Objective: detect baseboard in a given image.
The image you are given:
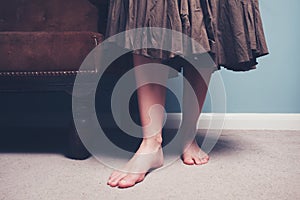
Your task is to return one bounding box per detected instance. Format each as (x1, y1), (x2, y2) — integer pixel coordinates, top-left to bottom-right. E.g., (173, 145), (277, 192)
(2, 113), (299, 131)
(164, 113), (300, 131)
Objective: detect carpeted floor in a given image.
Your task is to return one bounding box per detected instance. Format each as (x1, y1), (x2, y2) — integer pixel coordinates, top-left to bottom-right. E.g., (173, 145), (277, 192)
(0, 128), (299, 200)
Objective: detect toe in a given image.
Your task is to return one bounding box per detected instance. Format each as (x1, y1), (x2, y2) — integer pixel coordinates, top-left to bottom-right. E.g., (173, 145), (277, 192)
(182, 155), (194, 165)
(108, 178), (120, 187)
(108, 173), (127, 187)
(118, 176), (136, 188)
(107, 171), (119, 184)
(193, 157), (202, 165)
(118, 173), (145, 188)
(201, 156), (209, 164)
(109, 171), (122, 180)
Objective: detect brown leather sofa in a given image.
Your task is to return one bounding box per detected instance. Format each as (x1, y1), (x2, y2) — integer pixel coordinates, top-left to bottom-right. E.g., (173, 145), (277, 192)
(0, 0), (113, 159)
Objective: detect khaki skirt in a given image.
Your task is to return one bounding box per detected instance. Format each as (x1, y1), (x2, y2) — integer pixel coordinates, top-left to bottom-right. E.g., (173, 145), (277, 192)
(105, 0), (269, 75)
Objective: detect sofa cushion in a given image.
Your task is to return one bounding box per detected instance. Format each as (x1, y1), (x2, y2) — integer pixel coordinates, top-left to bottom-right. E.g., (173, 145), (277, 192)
(0, 31), (103, 72)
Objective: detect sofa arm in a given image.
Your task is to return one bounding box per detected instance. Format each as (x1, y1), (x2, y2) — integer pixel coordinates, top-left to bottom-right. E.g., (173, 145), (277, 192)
(0, 31), (103, 72)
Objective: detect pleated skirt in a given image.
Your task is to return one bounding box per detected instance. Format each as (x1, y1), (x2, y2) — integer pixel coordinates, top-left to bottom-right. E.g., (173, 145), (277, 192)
(104, 0), (269, 76)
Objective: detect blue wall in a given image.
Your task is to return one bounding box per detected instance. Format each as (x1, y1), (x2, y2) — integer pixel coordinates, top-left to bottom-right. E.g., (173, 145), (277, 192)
(193, 0), (300, 113)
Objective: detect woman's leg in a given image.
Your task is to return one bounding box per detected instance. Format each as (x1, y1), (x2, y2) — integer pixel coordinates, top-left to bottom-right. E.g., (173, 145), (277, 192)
(107, 54), (169, 188)
(181, 65), (213, 165)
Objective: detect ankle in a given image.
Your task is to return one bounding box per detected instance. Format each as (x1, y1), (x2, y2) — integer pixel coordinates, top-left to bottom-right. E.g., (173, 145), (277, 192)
(141, 135), (163, 147)
(183, 139), (197, 150)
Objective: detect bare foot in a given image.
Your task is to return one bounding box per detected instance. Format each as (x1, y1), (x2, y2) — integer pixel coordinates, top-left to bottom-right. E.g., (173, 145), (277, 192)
(107, 141), (163, 188)
(182, 140), (209, 165)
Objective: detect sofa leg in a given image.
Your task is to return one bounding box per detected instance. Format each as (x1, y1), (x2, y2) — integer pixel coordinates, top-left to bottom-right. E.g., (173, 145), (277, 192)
(66, 121), (91, 160)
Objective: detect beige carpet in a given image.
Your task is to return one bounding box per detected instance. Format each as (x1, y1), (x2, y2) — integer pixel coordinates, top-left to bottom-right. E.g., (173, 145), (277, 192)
(1, 129), (299, 200)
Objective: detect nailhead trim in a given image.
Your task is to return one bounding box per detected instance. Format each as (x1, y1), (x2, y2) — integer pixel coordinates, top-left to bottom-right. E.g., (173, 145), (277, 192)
(0, 70), (97, 76)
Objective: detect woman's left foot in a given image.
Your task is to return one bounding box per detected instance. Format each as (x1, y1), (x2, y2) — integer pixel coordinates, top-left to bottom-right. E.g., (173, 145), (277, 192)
(181, 140), (209, 165)
(107, 139), (164, 188)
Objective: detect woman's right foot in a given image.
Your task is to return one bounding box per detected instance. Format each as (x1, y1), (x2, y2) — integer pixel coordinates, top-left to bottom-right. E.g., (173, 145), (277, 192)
(107, 139), (164, 188)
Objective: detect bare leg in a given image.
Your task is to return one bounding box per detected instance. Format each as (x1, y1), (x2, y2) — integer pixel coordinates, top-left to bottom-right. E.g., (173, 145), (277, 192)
(107, 54), (168, 188)
(181, 64), (213, 165)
